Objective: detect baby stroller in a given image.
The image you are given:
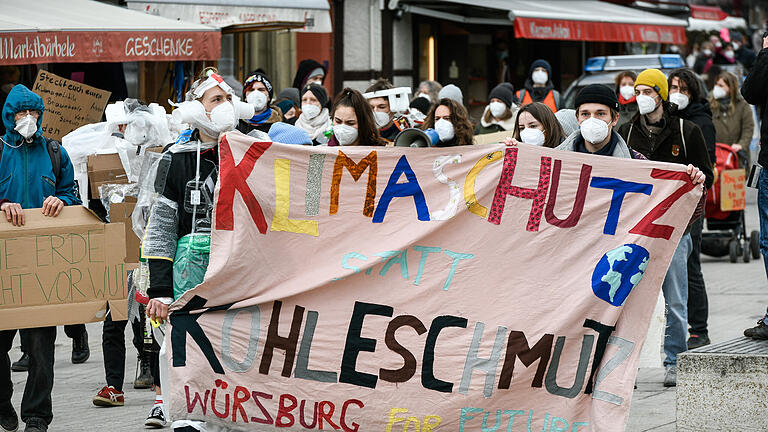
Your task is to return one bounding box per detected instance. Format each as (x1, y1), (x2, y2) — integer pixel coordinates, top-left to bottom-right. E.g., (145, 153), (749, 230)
(701, 143), (760, 263)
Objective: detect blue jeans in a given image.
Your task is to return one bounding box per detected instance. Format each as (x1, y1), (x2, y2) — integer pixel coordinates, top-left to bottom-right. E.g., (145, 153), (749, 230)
(758, 168), (768, 324)
(663, 233), (693, 367)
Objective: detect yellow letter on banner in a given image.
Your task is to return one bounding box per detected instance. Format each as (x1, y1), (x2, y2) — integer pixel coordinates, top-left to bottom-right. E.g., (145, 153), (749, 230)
(271, 159), (319, 236)
(464, 151), (503, 218)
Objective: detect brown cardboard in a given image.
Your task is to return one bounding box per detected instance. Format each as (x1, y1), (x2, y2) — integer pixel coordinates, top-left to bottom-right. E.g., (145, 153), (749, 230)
(473, 130), (516, 145)
(31, 70), (111, 141)
(109, 197), (140, 264)
(88, 153), (129, 198)
(0, 206), (127, 330)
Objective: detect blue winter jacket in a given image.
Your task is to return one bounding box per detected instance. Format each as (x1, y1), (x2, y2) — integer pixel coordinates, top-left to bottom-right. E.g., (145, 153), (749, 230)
(0, 85), (80, 209)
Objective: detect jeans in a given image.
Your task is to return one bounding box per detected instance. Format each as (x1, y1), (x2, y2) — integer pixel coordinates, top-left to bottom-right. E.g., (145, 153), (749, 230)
(0, 327), (57, 425)
(758, 168), (768, 324)
(103, 314), (143, 392)
(687, 217), (708, 335)
(663, 233), (693, 367)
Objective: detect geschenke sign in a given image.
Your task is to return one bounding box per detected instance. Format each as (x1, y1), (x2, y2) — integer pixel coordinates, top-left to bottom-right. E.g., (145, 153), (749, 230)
(165, 133), (700, 431)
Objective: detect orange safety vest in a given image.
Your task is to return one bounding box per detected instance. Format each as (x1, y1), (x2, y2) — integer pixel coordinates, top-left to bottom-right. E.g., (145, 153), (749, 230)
(516, 88), (558, 112)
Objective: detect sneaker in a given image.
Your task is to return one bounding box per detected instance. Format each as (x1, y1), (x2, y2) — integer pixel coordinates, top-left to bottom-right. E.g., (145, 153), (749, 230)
(22, 418), (46, 432)
(134, 354), (153, 389)
(92, 386), (125, 407)
(744, 320), (768, 340)
(71, 331), (90, 364)
(687, 333), (711, 350)
(0, 408), (18, 432)
(144, 405), (167, 429)
(663, 366), (677, 387)
(10, 354), (28, 373)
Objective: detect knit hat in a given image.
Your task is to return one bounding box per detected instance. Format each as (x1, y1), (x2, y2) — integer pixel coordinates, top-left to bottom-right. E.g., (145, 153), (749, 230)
(635, 68), (669, 101)
(243, 69), (273, 100)
(438, 84), (463, 104)
(276, 87), (300, 107)
(292, 59), (327, 90)
(488, 83), (515, 107)
(529, 59), (552, 77)
(574, 84), (619, 111)
(301, 83), (329, 109)
(268, 122), (312, 145)
(555, 109), (579, 137)
(275, 99), (295, 116)
(409, 96), (431, 116)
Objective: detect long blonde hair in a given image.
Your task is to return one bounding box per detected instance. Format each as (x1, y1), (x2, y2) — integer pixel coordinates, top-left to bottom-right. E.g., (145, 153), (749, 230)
(709, 71), (739, 114)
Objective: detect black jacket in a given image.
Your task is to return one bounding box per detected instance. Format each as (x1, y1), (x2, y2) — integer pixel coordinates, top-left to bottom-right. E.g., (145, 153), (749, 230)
(147, 137), (219, 299)
(618, 108), (714, 189)
(741, 47), (768, 168)
(675, 99), (717, 165)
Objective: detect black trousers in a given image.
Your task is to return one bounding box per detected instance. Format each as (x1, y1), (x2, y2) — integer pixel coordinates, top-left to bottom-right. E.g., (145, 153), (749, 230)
(0, 327), (56, 425)
(102, 314), (143, 392)
(687, 217), (709, 336)
(18, 324), (84, 354)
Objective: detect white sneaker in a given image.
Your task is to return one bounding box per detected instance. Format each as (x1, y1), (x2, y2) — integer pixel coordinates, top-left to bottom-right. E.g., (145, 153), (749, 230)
(145, 405), (167, 429)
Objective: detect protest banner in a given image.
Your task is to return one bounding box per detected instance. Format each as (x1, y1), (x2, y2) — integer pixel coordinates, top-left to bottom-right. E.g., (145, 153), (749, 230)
(31, 70), (111, 141)
(719, 169), (746, 211)
(165, 132), (701, 431)
(0, 207), (127, 330)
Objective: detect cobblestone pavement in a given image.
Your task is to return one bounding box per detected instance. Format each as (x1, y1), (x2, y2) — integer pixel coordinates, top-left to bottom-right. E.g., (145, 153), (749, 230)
(8, 193), (767, 431)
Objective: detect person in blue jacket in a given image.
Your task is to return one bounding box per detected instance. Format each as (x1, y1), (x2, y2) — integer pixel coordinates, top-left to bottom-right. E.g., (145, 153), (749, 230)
(0, 84), (81, 432)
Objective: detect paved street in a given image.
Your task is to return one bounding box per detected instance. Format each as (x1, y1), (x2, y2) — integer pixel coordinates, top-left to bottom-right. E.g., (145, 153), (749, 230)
(7, 191), (767, 431)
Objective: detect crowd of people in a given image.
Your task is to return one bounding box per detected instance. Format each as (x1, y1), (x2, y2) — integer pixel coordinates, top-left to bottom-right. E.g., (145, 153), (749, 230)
(0, 29), (766, 431)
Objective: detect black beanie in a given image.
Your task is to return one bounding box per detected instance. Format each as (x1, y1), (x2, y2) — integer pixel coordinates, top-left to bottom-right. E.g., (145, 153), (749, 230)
(529, 59), (552, 77)
(575, 84), (619, 111)
(243, 69), (273, 100)
(302, 83), (329, 108)
(409, 96), (431, 115)
(488, 83), (515, 107)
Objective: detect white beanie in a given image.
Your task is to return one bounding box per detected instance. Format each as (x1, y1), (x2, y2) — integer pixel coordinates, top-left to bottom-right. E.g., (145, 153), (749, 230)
(438, 84), (463, 104)
(555, 109), (579, 137)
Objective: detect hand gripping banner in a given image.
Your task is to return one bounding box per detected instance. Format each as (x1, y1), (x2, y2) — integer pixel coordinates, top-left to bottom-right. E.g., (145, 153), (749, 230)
(165, 131), (701, 431)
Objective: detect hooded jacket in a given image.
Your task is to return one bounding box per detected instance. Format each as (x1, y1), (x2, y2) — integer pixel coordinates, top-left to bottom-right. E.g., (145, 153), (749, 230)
(709, 95), (755, 162)
(292, 59), (326, 91)
(741, 47), (768, 168)
(0, 85), (80, 209)
(515, 60), (561, 111)
(675, 99), (717, 165)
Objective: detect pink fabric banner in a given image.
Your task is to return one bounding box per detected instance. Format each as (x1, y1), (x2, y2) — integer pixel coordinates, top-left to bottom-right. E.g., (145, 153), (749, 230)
(166, 131), (701, 431)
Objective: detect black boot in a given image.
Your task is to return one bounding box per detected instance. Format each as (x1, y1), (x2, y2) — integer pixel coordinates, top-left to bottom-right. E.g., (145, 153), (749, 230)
(744, 320), (768, 340)
(134, 351), (153, 389)
(11, 353), (28, 372)
(71, 330), (90, 364)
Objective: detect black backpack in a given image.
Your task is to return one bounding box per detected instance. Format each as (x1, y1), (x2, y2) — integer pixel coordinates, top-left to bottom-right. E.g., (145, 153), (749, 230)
(0, 138), (62, 181)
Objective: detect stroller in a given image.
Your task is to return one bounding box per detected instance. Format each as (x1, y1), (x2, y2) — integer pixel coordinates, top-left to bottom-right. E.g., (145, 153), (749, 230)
(701, 143), (760, 263)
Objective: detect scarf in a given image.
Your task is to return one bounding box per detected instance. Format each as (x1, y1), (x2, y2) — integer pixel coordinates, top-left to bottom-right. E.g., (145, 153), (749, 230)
(295, 108), (331, 140)
(247, 108), (273, 126)
(618, 94), (636, 105)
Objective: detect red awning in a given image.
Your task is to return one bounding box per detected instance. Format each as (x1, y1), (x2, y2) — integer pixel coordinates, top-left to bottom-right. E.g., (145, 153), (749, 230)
(0, 0), (220, 65)
(514, 17), (687, 44)
(689, 5), (729, 21)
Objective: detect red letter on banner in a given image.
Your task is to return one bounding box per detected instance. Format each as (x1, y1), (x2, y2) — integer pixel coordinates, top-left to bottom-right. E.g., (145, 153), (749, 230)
(216, 135), (272, 232)
(487, 148), (552, 231)
(630, 168), (697, 240)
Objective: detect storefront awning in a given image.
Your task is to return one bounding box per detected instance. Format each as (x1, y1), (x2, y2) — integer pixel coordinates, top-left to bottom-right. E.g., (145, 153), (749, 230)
(0, 0), (220, 65)
(688, 16), (748, 32)
(394, 0), (687, 44)
(126, 0), (333, 33)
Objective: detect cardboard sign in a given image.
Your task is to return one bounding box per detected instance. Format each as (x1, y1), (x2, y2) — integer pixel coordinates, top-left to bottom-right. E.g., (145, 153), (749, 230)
(88, 153), (129, 198)
(109, 197), (140, 265)
(31, 70), (111, 141)
(474, 130), (516, 145)
(164, 133), (702, 431)
(720, 168), (746, 211)
(0, 206), (127, 330)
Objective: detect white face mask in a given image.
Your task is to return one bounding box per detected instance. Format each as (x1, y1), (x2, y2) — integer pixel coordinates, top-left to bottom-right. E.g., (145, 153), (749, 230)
(489, 101), (507, 118)
(246, 91), (268, 111)
(724, 50), (735, 60)
(207, 102), (237, 133)
(434, 118), (455, 142)
(417, 92), (431, 101)
(302, 103), (321, 119)
(580, 117), (610, 145)
(532, 70), (548, 85)
(619, 86), (635, 100)
(373, 111), (391, 128)
(712, 85), (728, 99)
(334, 124), (358, 146)
(669, 92), (690, 110)
(733, 42), (741, 50)
(636, 94), (658, 115)
(519, 127), (546, 146)
(14, 114), (37, 140)
(702, 49), (713, 56)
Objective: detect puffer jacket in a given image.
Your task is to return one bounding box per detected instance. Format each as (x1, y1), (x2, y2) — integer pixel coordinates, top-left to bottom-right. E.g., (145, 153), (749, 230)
(0, 85), (80, 209)
(709, 96), (755, 163)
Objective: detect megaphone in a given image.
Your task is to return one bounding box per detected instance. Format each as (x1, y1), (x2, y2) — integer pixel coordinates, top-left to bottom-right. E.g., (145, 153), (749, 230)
(394, 128), (440, 148)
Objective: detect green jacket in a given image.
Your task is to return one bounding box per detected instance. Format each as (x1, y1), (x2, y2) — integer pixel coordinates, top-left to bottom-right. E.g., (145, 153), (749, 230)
(710, 96), (755, 162)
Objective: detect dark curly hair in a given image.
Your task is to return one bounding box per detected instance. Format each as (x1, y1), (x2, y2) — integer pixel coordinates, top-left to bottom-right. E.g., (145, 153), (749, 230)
(421, 98), (474, 146)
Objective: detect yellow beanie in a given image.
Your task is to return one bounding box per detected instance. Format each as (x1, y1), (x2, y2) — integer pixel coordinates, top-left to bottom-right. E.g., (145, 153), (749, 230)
(635, 68), (668, 101)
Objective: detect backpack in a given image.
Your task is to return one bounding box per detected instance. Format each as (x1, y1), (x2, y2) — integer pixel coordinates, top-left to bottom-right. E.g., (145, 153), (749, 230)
(0, 138), (62, 182)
